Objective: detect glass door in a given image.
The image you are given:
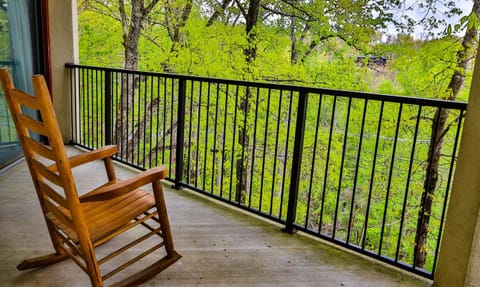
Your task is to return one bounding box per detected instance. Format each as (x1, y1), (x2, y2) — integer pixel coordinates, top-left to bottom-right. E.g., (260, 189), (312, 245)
(0, 0), (46, 169)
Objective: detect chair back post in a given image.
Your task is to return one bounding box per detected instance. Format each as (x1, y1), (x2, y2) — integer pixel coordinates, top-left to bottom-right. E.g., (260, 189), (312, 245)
(0, 67), (14, 93)
(30, 75), (102, 284)
(0, 68), (26, 151)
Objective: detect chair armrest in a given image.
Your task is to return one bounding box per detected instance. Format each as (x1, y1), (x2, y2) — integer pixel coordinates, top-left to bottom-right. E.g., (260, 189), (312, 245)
(49, 145), (118, 172)
(79, 166), (167, 202)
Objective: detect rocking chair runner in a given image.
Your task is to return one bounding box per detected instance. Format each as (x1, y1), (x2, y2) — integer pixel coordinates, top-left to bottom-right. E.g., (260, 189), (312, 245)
(0, 68), (181, 286)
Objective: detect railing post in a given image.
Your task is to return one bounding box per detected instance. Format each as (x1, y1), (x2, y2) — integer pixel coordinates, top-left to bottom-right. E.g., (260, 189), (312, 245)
(284, 90), (308, 234)
(174, 78), (187, 189)
(104, 70), (112, 145)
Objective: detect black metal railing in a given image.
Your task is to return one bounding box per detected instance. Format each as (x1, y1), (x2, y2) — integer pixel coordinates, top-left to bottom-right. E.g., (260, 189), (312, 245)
(66, 63), (467, 279)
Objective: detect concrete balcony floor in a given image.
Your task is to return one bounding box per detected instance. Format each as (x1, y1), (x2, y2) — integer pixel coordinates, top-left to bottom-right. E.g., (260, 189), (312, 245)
(0, 146), (432, 287)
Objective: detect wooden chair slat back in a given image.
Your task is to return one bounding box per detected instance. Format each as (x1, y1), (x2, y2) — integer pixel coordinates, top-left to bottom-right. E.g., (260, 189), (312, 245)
(15, 111), (49, 137)
(31, 158), (64, 187)
(38, 180), (69, 209)
(1, 68), (84, 235)
(23, 136), (56, 161)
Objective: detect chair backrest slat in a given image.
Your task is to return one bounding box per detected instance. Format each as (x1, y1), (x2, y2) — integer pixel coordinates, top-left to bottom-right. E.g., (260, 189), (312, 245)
(24, 137), (56, 161)
(9, 87), (42, 109)
(38, 180), (68, 209)
(44, 199), (74, 229)
(16, 112), (49, 137)
(31, 158), (64, 187)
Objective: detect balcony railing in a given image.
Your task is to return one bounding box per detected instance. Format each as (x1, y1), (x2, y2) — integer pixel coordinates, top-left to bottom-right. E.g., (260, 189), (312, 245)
(66, 63), (467, 279)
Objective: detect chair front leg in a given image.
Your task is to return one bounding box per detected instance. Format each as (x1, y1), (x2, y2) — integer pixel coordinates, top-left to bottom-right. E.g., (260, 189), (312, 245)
(151, 180), (175, 256)
(103, 157), (117, 182)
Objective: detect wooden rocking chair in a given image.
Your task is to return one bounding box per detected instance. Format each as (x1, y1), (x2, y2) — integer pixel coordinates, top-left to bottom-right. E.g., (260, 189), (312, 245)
(0, 68), (181, 286)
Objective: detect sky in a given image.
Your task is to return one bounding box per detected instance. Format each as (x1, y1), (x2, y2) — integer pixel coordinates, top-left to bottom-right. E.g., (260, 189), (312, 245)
(385, 0), (474, 39)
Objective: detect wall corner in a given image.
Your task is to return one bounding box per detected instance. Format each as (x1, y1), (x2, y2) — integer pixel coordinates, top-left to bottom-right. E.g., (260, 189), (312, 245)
(48, 0), (79, 143)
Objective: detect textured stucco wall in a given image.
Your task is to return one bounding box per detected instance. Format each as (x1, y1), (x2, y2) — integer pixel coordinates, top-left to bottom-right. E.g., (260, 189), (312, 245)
(434, 48), (480, 287)
(48, 0), (78, 142)
(465, 210), (480, 286)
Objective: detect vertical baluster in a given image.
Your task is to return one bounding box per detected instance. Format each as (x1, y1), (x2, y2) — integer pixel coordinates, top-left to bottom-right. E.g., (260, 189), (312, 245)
(362, 101), (384, 249)
(195, 82), (203, 188)
(211, 83), (221, 195)
(104, 70), (112, 146)
(272, 90), (288, 218)
(347, 98), (368, 244)
(248, 87), (261, 209)
(333, 97), (352, 239)
(304, 94), (323, 229)
(395, 105), (422, 261)
(284, 90), (308, 234)
(174, 78), (186, 189)
(319, 95), (337, 235)
(229, 85), (240, 202)
(379, 103), (403, 255)
(203, 82), (211, 192)
(220, 84), (229, 199)
(280, 91), (294, 219)
(259, 89), (272, 212)
(186, 80), (194, 183)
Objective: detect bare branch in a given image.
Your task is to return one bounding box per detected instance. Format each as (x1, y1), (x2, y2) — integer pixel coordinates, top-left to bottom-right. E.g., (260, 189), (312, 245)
(144, 0), (161, 14)
(118, 0), (128, 44)
(233, 0), (247, 19)
(260, 4), (310, 22)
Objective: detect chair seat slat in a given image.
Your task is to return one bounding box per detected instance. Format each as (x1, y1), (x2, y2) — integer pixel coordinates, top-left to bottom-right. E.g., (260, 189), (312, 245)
(50, 189), (155, 244)
(84, 190), (155, 242)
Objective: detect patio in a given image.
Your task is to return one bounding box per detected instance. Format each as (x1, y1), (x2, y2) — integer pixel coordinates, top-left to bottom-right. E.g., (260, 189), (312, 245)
(0, 146), (431, 286)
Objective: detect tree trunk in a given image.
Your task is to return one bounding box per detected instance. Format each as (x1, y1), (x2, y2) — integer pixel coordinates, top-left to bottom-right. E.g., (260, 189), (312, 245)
(243, 0), (260, 62)
(414, 0), (480, 268)
(415, 107), (448, 267)
(290, 0), (298, 65)
(115, 0), (160, 160)
(235, 89), (250, 203)
(234, 0), (260, 204)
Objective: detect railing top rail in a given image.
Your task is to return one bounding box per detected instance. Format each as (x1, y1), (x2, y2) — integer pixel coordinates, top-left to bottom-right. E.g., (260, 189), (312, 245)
(66, 63), (468, 110)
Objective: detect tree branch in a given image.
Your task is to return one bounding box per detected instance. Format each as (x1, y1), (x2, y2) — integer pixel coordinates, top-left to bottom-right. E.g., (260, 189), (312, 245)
(144, 0), (161, 14)
(118, 0), (128, 44)
(233, 0), (247, 19)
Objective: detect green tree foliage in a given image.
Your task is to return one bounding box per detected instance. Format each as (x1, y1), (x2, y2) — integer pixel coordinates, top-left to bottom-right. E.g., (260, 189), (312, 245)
(0, 0), (8, 60)
(0, 1), (11, 145)
(78, 10), (123, 66)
